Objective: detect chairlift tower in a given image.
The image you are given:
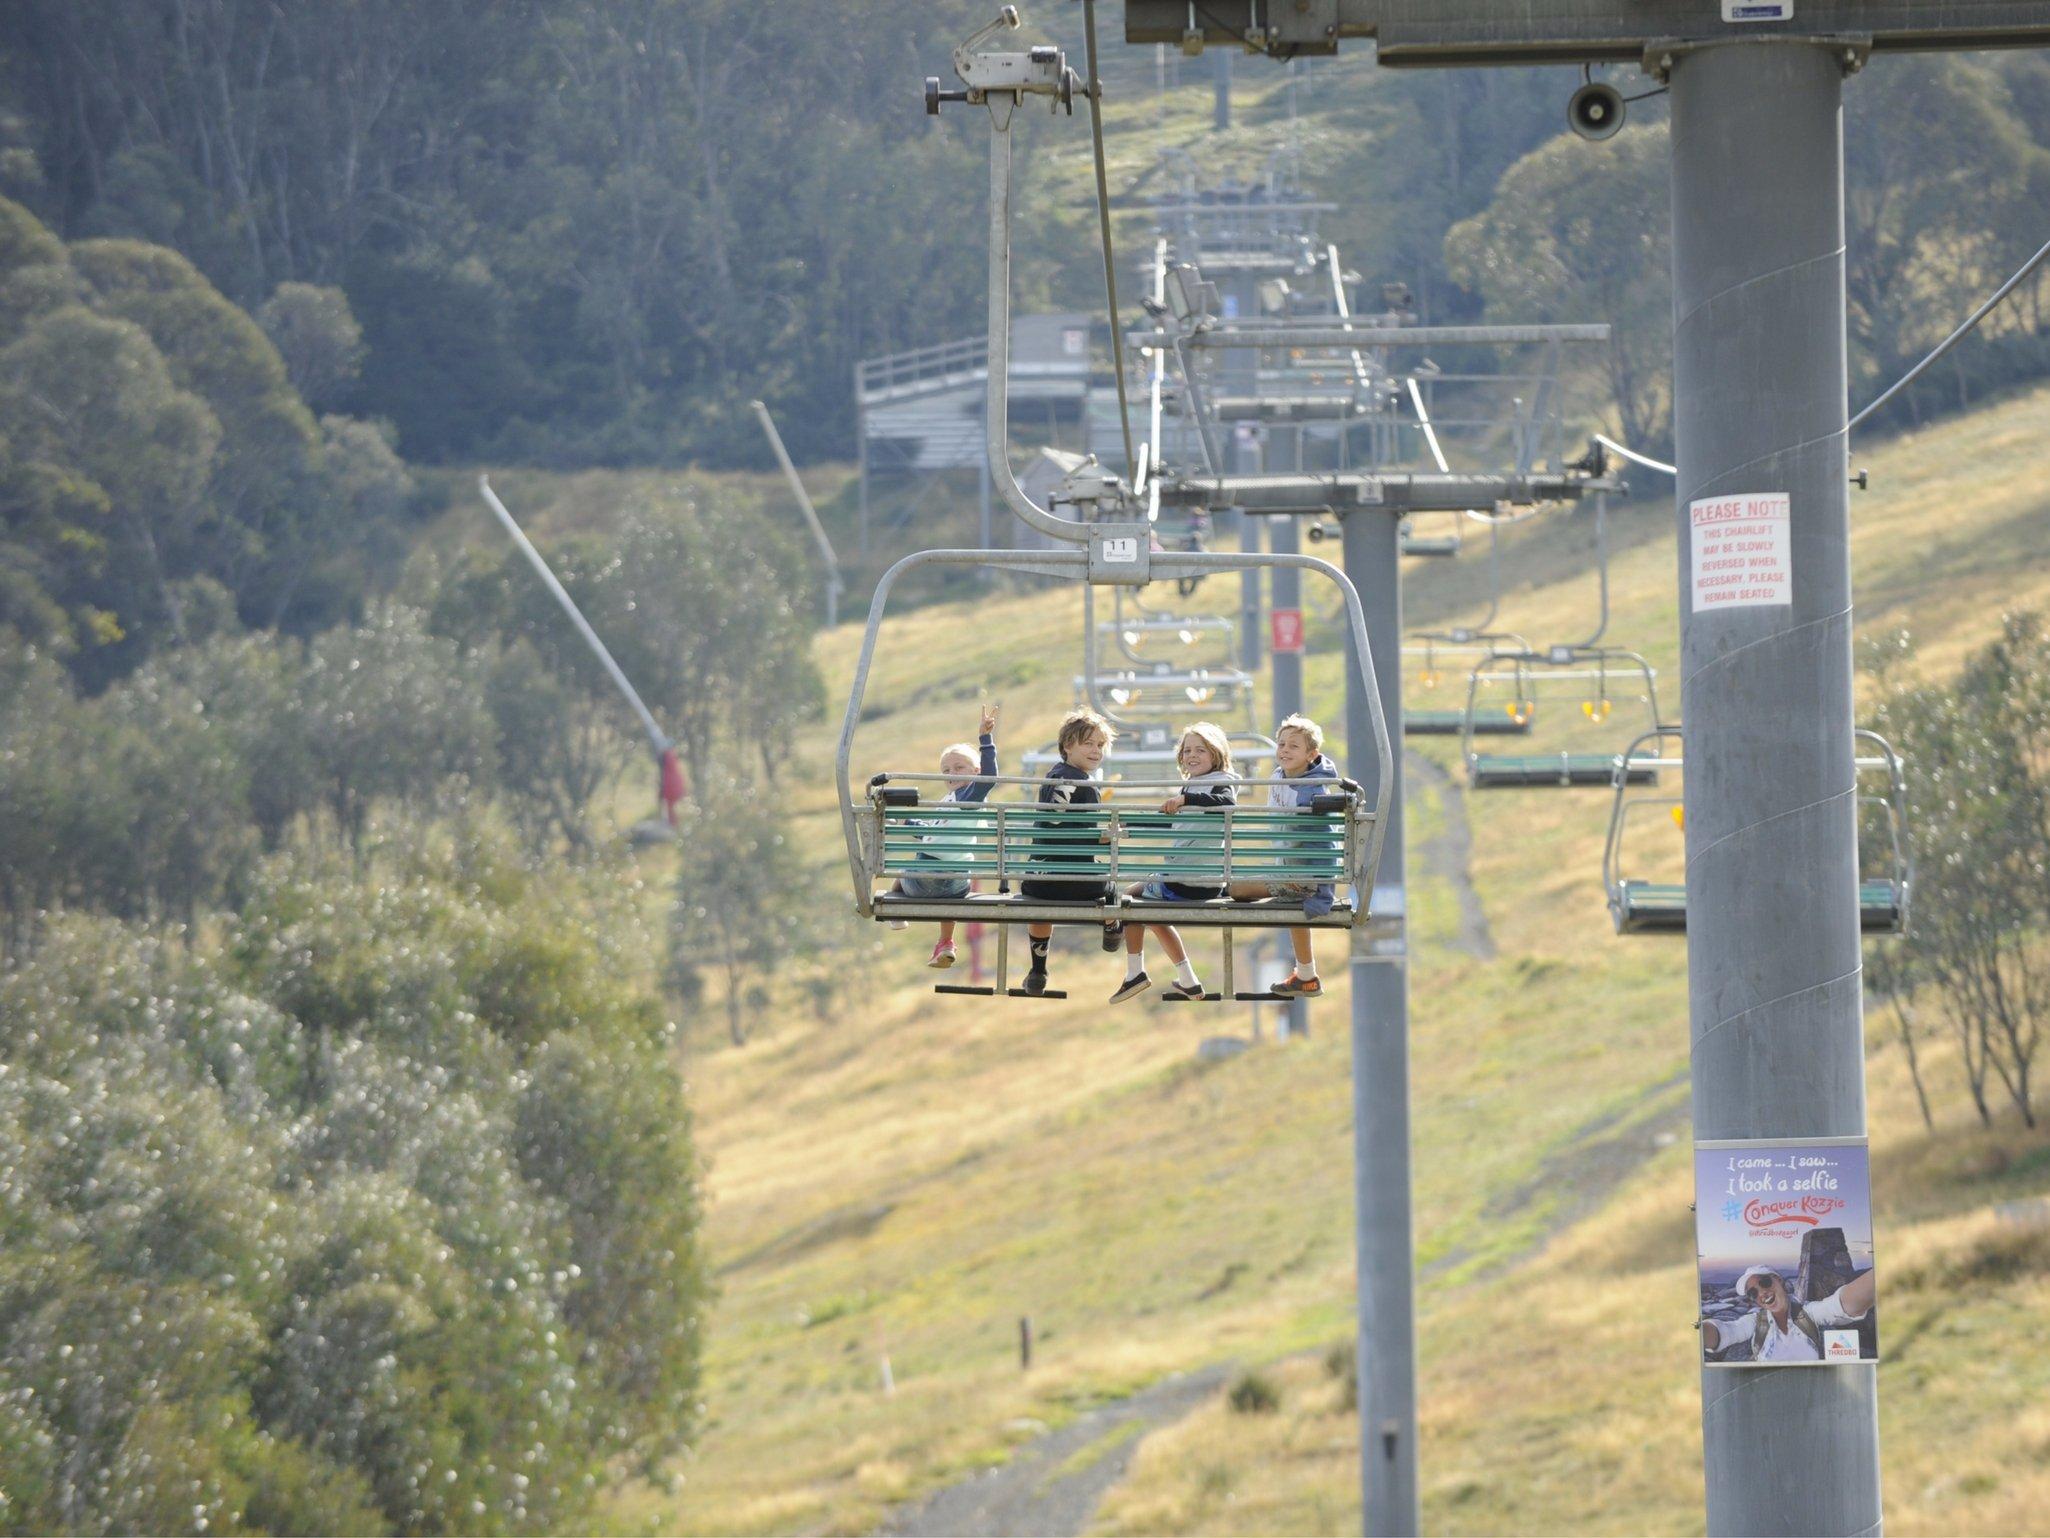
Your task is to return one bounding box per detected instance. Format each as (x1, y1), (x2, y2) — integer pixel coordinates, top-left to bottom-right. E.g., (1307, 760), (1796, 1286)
(1126, 4), (2050, 1536)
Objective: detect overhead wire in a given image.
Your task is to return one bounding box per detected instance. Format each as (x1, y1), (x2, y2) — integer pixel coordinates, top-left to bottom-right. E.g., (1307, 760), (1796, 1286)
(1849, 231), (2050, 432)
(1596, 230), (2050, 476)
(1081, 0), (1137, 480)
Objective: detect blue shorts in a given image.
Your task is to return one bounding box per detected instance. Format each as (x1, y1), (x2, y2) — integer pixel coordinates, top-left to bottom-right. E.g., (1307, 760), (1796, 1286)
(1136, 876), (1221, 903)
(899, 873), (971, 899)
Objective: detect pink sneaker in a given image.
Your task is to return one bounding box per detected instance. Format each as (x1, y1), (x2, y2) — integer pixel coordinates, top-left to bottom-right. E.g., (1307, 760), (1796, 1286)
(926, 940), (957, 970)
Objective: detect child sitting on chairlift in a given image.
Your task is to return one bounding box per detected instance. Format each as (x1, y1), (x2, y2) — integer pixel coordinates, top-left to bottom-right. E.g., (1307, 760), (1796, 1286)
(1229, 712), (1338, 998)
(1113, 721), (1239, 1004)
(886, 703), (999, 969)
(1019, 707), (1120, 997)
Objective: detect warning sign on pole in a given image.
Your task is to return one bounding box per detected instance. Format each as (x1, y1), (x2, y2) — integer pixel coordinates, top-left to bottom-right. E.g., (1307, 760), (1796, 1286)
(1270, 607), (1305, 654)
(1690, 493), (1791, 612)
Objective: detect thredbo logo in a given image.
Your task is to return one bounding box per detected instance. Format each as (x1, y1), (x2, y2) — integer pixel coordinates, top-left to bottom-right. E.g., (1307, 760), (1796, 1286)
(1101, 536), (1139, 564)
(1722, 0), (1793, 19)
(1824, 1330), (1860, 1361)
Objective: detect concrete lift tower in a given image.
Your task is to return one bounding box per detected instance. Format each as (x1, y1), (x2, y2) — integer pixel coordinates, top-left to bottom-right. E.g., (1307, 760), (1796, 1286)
(1124, 4), (2050, 1536)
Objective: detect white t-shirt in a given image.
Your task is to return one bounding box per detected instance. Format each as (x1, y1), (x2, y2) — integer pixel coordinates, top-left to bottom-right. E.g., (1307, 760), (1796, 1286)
(1712, 1282), (1868, 1362)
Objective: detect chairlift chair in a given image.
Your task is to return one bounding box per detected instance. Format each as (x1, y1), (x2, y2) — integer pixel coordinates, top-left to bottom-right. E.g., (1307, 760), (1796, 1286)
(1461, 644), (1664, 788)
(1399, 514), (1462, 559)
(1601, 727), (1911, 935)
(1099, 584), (1237, 666)
(1403, 634), (1533, 736)
(887, 15), (1388, 995)
(839, 548), (1393, 1000)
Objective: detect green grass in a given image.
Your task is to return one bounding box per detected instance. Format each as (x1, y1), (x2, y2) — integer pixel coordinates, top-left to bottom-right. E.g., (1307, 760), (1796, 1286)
(563, 377), (2050, 1536)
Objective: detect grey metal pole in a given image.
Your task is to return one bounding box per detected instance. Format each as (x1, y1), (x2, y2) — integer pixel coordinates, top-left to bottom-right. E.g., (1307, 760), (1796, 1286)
(1343, 509), (1416, 1538)
(476, 476), (671, 759)
(1271, 424), (1308, 1038)
(1213, 46), (1231, 129)
(1238, 514), (1265, 674)
(750, 400), (844, 628)
(1670, 43), (1880, 1538)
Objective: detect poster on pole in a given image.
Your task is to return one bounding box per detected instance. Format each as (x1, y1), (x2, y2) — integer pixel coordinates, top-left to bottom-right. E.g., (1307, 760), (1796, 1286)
(1270, 607), (1305, 655)
(1689, 493), (1791, 612)
(1695, 1137), (1877, 1367)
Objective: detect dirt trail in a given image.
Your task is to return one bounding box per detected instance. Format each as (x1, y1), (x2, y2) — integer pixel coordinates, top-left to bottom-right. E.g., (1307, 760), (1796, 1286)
(879, 1366), (1230, 1538)
(1405, 750), (1496, 960)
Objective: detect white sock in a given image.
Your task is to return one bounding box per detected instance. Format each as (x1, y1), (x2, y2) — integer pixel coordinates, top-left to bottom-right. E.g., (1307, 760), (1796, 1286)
(1297, 959), (1317, 981)
(1176, 958), (1200, 989)
(1126, 953), (1146, 981)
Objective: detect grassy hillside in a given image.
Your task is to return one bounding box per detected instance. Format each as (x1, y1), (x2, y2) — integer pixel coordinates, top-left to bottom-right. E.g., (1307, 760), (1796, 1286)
(577, 382), (2050, 1538)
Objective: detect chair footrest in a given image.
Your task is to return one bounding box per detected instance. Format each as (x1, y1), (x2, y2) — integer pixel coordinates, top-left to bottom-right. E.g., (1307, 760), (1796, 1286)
(1005, 987), (1069, 999)
(934, 984), (995, 996)
(1234, 991), (1291, 1002)
(1159, 992), (1225, 1003)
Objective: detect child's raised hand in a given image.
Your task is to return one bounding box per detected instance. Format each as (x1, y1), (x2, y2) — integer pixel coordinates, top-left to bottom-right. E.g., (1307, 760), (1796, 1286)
(980, 703), (999, 736)
(1160, 794), (1186, 814)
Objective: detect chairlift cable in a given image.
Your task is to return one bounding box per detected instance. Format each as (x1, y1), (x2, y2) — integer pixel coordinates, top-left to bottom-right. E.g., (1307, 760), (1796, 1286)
(1594, 432), (1674, 476)
(1082, 0), (1138, 479)
(1849, 231), (2050, 432)
(1593, 231), (2050, 471)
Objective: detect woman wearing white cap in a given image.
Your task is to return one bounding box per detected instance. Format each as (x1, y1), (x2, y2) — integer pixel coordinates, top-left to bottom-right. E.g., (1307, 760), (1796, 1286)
(1701, 1264), (1875, 1362)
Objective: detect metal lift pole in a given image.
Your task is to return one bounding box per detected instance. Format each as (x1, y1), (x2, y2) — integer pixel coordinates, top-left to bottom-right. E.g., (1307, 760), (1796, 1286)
(1343, 506), (1416, 1537)
(1671, 43), (1880, 1536)
(476, 476), (671, 760)
(751, 400), (845, 627)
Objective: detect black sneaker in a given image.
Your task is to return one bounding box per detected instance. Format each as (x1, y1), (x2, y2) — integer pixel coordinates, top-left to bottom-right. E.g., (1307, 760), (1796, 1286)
(1109, 972), (1151, 1005)
(1022, 969), (1048, 997)
(1101, 922), (1124, 953)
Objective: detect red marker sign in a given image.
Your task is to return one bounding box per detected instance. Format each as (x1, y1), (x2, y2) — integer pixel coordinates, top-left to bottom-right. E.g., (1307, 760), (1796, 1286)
(1270, 607), (1305, 654)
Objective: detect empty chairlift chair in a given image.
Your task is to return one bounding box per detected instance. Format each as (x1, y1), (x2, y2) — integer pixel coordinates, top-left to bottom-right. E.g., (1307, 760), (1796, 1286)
(1403, 634), (1533, 736)
(1461, 644), (1663, 788)
(1100, 584), (1237, 668)
(1602, 727), (1911, 935)
(1399, 513), (1462, 558)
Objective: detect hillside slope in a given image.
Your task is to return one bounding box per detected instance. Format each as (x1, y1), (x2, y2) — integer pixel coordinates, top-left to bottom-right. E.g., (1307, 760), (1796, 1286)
(605, 382), (2050, 1538)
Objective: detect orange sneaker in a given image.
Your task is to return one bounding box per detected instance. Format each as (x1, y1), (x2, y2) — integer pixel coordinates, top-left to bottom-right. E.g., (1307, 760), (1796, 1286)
(1271, 973), (1321, 997)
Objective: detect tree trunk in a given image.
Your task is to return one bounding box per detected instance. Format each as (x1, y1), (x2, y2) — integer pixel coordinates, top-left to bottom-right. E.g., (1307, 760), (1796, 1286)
(1893, 995), (1935, 1131)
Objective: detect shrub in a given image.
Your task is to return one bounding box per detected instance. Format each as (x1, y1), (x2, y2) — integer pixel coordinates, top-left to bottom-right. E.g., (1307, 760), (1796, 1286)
(1227, 1370), (1281, 1415)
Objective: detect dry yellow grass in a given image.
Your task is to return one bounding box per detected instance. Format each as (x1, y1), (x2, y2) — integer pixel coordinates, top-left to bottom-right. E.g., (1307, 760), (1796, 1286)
(585, 383), (2050, 1536)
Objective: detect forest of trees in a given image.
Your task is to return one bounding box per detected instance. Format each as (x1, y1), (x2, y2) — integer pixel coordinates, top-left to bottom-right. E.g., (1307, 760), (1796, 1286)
(0, 134), (828, 1530)
(6, 4), (2047, 475)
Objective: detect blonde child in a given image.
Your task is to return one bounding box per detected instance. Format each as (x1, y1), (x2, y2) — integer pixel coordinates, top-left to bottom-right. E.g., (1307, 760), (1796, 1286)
(1114, 721), (1238, 1003)
(1018, 707), (1117, 996)
(1229, 713), (1338, 997)
(886, 703), (999, 968)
